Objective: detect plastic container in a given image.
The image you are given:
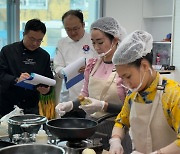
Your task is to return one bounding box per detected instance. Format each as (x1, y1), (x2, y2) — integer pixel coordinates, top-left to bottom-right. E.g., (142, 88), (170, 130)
(0, 122), (8, 137)
(35, 129), (48, 144)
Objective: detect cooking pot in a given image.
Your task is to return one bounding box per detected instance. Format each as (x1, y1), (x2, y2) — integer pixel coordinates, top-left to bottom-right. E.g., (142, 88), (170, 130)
(0, 143), (65, 154)
(46, 118), (98, 141)
(8, 114), (47, 139)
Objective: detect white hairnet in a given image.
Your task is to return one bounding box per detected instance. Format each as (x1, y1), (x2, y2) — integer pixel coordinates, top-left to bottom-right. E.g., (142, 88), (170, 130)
(90, 17), (127, 41)
(112, 30), (153, 65)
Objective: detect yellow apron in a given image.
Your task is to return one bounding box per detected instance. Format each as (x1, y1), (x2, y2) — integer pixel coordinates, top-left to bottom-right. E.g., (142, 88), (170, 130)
(130, 75), (176, 153)
(88, 59), (122, 119)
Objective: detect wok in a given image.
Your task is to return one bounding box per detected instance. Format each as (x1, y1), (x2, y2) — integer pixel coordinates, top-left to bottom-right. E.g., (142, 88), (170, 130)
(46, 118), (98, 141)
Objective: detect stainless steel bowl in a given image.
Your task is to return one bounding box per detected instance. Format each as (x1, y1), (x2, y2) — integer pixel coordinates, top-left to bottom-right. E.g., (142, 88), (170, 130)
(0, 143), (65, 154)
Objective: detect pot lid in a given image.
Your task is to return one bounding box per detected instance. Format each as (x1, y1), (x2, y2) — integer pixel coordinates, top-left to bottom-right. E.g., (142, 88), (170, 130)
(8, 114), (47, 125)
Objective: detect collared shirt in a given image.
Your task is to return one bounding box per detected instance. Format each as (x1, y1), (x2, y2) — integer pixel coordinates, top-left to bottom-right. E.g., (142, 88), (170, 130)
(114, 72), (180, 146)
(53, 32), (96, 101)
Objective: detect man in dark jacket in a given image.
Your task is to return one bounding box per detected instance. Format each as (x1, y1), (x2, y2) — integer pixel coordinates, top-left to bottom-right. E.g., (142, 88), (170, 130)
(0, 19), (54, 117)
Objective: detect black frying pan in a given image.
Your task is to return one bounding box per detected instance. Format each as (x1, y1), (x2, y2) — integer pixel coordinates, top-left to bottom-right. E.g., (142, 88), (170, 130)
(46, 118), (98, 141)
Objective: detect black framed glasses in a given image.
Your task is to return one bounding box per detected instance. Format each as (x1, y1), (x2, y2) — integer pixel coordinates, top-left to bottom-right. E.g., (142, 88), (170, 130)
(27, 36), (43, 44)
(65, 25), (81, 33)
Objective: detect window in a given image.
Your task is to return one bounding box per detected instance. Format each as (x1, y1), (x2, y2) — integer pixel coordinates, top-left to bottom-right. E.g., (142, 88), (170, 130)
(20, 0), (101, 58)
(0, 0), (7, 49)
(70, 0), (89, 10)
(0, 0), (102, 59)
(20, 0), (48, 9)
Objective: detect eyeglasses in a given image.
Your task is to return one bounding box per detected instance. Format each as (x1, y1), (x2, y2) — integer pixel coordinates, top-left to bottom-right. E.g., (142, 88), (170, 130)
(65, 26), (81, 33)
(27, 36), (43, 44)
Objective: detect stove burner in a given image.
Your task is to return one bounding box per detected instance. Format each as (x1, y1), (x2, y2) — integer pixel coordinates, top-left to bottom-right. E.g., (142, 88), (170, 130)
(66, 141), (86, 148)
(56, 139), (103, 154)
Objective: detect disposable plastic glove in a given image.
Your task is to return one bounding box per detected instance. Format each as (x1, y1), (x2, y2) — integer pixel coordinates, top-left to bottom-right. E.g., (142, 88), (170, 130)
(109, 138), (124, 154)
(150, 151), (159, 154)
(131, 151), (143, 154)
(79, 97), (105, 114)
(55, 101), (73, 117)
(58, 69), (64, 79)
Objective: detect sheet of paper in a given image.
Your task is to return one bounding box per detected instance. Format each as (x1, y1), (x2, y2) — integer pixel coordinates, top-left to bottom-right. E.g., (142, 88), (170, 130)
(15, 73), (56, 90)
(24, 73), (56, 86)
(63, 57), (86, 89)
(63, 57), (86, 81)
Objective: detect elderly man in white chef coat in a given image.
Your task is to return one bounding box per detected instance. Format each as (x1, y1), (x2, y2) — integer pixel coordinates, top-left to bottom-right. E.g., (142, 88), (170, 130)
(53, 9), (96, 117)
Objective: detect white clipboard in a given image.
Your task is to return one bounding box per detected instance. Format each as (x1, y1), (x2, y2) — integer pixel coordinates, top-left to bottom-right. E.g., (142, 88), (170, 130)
(63, 57), (86, 89)
(15, 73), (56, 90)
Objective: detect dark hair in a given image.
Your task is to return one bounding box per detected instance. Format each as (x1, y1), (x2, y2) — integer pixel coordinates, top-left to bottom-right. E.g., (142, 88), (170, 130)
(92, 28), (114, 42)
(62, 9), (84, 24)
(130, 51), (153, 67)
(24, 19), (46, 35)
(104, 32), (114, 42)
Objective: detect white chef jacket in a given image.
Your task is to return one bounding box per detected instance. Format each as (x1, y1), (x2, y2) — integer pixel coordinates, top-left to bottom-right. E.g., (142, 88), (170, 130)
(54, 32), (96, 103)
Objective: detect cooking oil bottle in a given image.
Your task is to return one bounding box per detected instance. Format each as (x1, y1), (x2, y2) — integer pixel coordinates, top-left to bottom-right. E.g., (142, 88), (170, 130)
(35, 126), (48, 144)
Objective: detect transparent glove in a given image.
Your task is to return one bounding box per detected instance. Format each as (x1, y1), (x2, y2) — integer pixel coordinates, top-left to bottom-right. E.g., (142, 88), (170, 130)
(79, 97), (105, 114)
(55, 101), (73, 117)
(58, 69), (64, 79)
(131, 151), (144, 154)
(150, 151), (158, 154)
(109, 138), (124, 154)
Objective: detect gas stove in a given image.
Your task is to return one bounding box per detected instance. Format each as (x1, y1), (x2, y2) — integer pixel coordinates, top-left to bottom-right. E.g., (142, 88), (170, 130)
(0, 134), (104, 154)
(54, 138), (103, 154)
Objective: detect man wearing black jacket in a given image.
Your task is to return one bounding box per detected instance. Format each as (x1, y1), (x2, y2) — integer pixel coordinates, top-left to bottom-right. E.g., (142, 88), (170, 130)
(0, 19), (54, 117)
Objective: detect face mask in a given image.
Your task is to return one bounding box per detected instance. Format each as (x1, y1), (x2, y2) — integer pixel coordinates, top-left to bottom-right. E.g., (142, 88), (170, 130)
(121, 83), (141, 93)
(98, 43), (115, 58)
(149, 68), (153, 76)
(131, 71), (146, 92)
(121, 71), (146, 93)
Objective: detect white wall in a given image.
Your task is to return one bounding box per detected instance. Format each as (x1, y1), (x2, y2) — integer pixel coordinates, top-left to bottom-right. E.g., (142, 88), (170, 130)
(103, 0), (180, 82)
(103, 0), (143, 34)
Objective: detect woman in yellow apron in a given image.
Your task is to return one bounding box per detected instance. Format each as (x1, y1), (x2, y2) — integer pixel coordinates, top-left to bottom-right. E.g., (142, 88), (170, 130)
(109, 30), (180, 154)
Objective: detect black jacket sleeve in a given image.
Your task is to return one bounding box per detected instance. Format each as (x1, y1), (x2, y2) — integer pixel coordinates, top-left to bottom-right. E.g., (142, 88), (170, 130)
(0, 47), (19, 91)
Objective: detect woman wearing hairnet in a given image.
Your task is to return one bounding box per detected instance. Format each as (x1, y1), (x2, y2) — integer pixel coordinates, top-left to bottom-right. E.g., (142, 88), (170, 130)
(56, 17), (127, 118)
(109, 30), (180, 154)
(55, 17), (131, 150)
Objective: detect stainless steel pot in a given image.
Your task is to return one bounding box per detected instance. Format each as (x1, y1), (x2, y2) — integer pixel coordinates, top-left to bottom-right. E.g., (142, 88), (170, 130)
(8, 114), (47, 139)
(0, 143), (65, 154)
